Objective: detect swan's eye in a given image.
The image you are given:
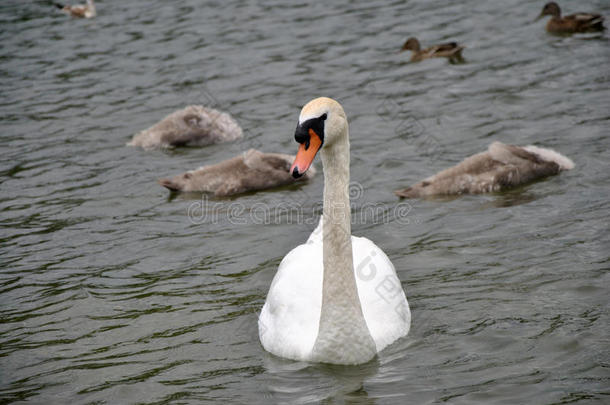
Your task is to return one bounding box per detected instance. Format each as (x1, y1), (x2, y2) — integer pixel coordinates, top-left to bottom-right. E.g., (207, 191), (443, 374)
(295, 114), (326, 148)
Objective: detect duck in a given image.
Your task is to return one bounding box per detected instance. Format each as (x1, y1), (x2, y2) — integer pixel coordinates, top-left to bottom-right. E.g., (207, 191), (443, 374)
(536, 2), (605, 33)
(394, 141), (574, 198)
(128, 105), (243, 150)
(400, 37), (464, 62)
(158, 149), (315, 196)
(259, 97), (410, 365)
(54, 0), (96, 18)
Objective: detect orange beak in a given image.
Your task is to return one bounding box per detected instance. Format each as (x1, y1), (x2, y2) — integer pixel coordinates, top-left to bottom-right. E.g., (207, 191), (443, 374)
(290, 128), (323, 178)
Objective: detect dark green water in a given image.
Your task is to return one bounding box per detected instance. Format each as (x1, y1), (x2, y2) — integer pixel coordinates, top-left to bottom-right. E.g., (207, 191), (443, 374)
(1, 0), (609, 403)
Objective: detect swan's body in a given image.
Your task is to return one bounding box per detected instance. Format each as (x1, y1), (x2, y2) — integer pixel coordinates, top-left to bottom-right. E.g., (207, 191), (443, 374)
(260, 219), (410, 363)
(395, 142), (574, 198)
(158, 149), (315, 196)
(536, 2), (605, 33)
(259, 97), (410, 365)
(400, 37), (464, 62)
(55, 0), (96, 18)
(128, 105), (242, 150)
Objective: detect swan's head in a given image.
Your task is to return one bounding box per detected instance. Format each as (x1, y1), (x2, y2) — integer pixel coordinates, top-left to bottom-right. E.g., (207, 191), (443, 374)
(290, 97), (347, 178)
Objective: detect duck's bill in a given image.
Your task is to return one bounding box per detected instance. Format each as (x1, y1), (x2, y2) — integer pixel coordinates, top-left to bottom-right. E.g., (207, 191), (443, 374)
(290, 129), (323, 178)
(534, 13), (544, 22)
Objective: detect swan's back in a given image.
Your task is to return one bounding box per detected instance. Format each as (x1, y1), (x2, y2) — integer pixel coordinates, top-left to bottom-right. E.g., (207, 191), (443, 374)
(259, 241), (323, 361)
(395, 142), (574, 198)
(158, 149), (315, 196)
(128, 105), (242, 149)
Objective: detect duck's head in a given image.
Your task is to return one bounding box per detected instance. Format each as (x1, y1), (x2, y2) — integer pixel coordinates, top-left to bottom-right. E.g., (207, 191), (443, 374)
(537, 2), (561, 20)
(400, 37), (420, 52)
(290, 97), (347, 179)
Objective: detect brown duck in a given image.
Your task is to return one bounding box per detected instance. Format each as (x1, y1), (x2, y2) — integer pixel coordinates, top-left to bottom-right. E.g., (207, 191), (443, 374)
(54, 0), (96, 18)
(158, 149), (316, 196)
(400, 37), (464, 62)
(394, 142), (574, 198)
(536, 2), (605, 33)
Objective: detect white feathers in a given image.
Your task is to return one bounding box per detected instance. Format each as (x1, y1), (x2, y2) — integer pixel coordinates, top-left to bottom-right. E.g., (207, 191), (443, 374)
(258, 225), (411, 362)
(524, 145), (575, 170)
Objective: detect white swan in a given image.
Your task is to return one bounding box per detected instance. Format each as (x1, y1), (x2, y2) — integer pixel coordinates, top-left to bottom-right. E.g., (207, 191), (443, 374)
(259, 97), (410, 365)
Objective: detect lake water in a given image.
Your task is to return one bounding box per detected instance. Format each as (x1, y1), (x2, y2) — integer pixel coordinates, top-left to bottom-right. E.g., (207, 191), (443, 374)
(1, 0), (609, 403)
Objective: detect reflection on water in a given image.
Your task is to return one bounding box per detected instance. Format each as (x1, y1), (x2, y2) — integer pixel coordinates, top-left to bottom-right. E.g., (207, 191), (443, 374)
(1, 0), (609, 403)
(484, 190), (539, 208)
(262, 355), (379, 404)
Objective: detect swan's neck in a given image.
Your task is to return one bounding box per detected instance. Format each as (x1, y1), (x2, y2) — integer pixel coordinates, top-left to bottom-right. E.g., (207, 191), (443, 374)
(311, 126), (376, 364)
